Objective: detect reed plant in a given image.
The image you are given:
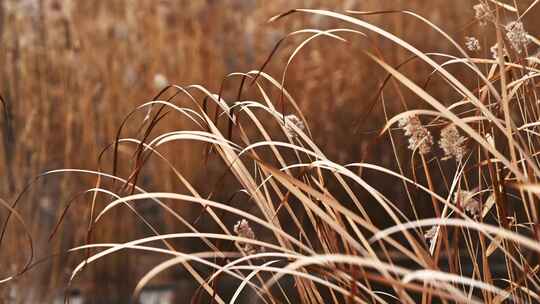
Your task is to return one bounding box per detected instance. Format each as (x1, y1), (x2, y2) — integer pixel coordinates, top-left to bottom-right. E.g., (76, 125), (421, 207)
(4, 1), (540, 303)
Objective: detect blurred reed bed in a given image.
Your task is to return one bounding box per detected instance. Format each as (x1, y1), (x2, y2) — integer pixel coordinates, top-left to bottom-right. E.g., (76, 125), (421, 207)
(3, 0), (537, 302)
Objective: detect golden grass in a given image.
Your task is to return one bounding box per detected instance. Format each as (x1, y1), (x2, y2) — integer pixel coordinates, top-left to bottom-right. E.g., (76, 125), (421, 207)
(4, 0), (540, 303)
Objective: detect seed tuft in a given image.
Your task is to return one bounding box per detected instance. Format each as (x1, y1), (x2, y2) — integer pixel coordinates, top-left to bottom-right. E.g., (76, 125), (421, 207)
(398, 115), (433, 155)
(505, 21), (529, 53)
(439, 124), (467, 161)
(465, 36), (481, 51)
(153, 73), (168, 90)
(473, 3), (493, 26)
(283, 114), (305, 138)
(234, 219), (257, 254)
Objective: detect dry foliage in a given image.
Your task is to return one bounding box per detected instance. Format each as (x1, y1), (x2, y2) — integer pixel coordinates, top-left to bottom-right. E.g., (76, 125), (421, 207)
(3, 1), (540, 303)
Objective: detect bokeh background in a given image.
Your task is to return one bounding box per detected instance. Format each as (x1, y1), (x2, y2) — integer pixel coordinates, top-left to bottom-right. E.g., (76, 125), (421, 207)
(0, 0), (538, 303)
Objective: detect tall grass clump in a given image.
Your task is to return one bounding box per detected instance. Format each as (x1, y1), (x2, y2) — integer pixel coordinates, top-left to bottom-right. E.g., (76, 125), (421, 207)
(5, 1), (540, 303)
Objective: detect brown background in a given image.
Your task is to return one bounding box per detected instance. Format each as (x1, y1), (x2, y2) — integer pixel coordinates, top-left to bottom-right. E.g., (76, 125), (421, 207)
(0, 0), (538, 302)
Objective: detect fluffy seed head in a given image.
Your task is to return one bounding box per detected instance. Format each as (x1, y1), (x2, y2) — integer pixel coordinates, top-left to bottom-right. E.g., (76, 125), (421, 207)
(424, 226), (439, 250)
(439, 124), (467, 161)
(283, 114), (305, 138)
(473, 3), (493, 26)
(234, 219), (257, 254)
(153, 73), (168, 90)
(505, 21), (529, 53)
(465, 36), (481, 51)
(234, 219), (255, 240)
(424, 226), (437, 240)
(485, 133), (495, 148)
(398, 115), (433, 155)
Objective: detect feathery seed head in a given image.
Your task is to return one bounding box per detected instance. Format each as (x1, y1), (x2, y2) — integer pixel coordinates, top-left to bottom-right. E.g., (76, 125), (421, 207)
(398, 115), (433, 155)
(473, 3), (493, 26)
(505, 21), (529, 53)
(485, 133), (495, 149)
(424, 226), (437, 241)
(234, 219), (255, 240)
(153, 73), (168, 90)
(283, 114), (305, 138)
(439, 124), (467, 161)
(234, 219), (257, 254)
(465, 36), (481, 51)
(424, 226), (439, 249)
